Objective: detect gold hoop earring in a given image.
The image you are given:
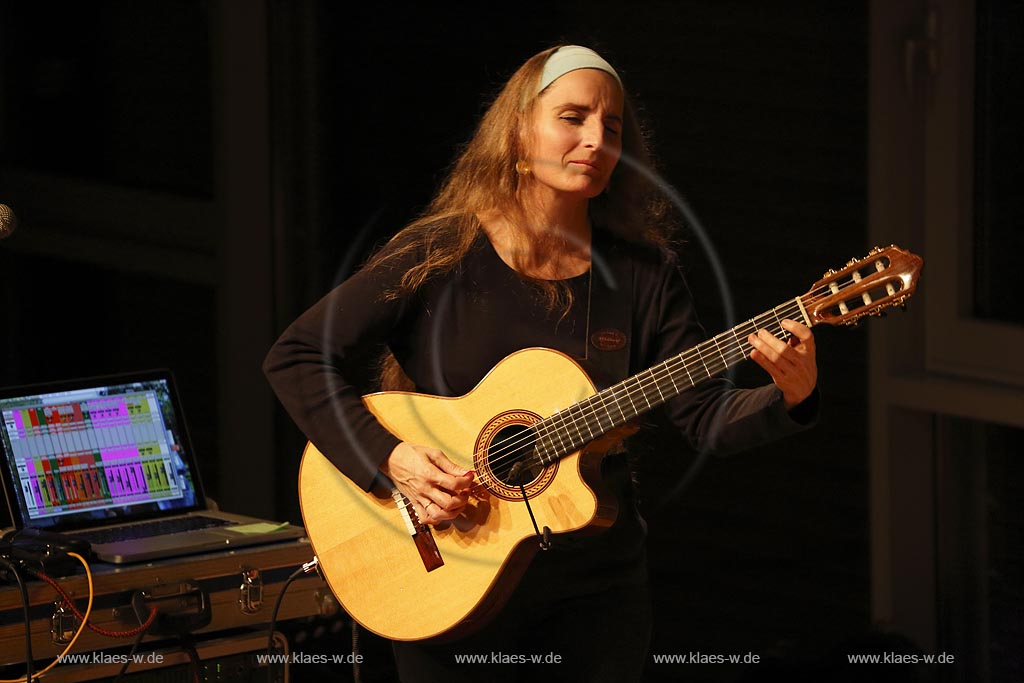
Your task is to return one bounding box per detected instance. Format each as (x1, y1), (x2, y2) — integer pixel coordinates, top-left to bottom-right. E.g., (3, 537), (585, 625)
(515, 160), (531, 176)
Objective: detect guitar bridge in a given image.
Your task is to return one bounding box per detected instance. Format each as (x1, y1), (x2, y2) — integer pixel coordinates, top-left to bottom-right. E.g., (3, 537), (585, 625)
(392, 487), (444, 572)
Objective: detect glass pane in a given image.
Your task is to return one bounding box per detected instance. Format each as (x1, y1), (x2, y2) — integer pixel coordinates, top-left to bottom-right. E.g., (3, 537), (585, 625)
(973, 0), (1024, 325)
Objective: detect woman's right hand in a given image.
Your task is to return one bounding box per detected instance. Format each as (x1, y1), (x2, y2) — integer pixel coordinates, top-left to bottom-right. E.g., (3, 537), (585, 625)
(380, 442), (476, 525)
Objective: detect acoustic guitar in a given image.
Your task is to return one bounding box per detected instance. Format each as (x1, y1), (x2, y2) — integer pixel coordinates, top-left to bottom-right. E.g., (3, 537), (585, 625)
(298, 245), (922, 641)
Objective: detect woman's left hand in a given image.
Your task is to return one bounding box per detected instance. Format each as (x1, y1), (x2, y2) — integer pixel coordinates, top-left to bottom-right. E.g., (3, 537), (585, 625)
(748, 319), (817, 409)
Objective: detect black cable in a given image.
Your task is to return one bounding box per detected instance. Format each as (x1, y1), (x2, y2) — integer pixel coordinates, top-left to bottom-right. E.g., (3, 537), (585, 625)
(0, 557), (33, 683)
(112, 619), (153, 683)
(112, 609), (206, 683)
(511, 464), (551, 550)
(179, 634), (201, 683)
(351, 620), (361, 683)
(265, 563), (307, 683)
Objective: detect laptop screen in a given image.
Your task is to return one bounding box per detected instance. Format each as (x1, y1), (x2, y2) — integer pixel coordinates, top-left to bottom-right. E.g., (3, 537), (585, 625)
(0, 371), (205, 531)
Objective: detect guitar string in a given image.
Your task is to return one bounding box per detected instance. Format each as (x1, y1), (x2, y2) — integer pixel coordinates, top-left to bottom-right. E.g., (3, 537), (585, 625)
(464, 263), (902, 491)
(477, 289), (821, 478)
(536, 255), (905, 447)
(521, 274), (886, 469)
(473, 299), (807, 486)
(468, 331), (749, 491)
(471, 297), (811, 491)
(467, 312), (786, 493)
(470, 270), (898, 491)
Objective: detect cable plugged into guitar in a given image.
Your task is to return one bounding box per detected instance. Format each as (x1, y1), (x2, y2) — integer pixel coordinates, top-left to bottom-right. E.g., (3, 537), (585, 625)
(508, 461), (552, 551)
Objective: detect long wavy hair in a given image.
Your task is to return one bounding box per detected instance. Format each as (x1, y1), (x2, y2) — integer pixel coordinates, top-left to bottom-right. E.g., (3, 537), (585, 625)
(370, 45), (675, 390)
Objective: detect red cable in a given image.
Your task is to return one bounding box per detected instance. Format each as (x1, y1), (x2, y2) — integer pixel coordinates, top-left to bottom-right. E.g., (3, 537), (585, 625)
(26, 568), (158, 638)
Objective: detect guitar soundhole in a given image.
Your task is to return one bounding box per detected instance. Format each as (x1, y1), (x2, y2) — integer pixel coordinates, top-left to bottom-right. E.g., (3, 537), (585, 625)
(475, 410), (557, 501)
(488, 424), (542, 486)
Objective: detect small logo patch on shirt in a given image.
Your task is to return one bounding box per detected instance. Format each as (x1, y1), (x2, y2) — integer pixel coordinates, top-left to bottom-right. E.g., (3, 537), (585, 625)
(590, 328), (627, 352)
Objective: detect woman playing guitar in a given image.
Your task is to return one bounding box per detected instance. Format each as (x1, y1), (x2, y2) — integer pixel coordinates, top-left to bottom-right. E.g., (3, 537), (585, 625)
(264, 45), (818, 681)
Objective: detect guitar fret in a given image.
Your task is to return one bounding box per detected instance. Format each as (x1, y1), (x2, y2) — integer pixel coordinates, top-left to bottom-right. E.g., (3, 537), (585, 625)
(581, 400), (599, 439)
(581, 405), (598, 444)
(583, 403), (599, 441)
(635, 375), (653, 410)
(560, 411), (576, 451)
(640, 376), (654, 408)
(536, 430), (552, 466)
(622, 380), (639, 419)
(552, 411), (569, 455)
(659, 375), (675, 400)
(753, 312), (772, 340)
(569, 406), (586, 445)
(680, 359), (694, 385)
(771, 306), (787, 341)
(733, 325), (749, 358)
(711, 334), (728, 367)
(600, 402), (615, 432)
(650, 369), (667, 403)
(664, 360), (681, 394)
(537, 420), (553, 460)
(694, 346), (711, 378)
(610, 384), (629, 424)
(531, 424), (543, 460)
(741, 319), (757, 356)
(547, 426), (561, 463)
(533, 424), (544, 457)
(581, 403), (598, 440)
(544, 423), (559, 461)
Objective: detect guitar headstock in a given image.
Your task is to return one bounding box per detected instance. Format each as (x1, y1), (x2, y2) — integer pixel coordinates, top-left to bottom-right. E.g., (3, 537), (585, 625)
(802, 245), (923, 327)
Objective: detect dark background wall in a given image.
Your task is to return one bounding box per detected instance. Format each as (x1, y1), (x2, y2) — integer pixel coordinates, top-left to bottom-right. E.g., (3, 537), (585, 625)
(1, 1), (1018, 681)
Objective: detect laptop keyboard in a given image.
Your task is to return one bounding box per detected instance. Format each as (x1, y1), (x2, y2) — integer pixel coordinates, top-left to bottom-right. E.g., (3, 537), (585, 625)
(71, 516), (233, 544)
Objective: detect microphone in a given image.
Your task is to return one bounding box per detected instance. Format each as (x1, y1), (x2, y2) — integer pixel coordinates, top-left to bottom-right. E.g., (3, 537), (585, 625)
(0, 204), (17, 239)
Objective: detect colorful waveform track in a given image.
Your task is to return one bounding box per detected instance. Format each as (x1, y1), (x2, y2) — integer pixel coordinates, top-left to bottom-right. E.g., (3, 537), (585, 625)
(6, 391), (183, 519)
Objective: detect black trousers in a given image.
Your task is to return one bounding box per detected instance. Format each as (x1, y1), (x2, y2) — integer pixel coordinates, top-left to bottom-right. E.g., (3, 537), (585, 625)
(392, 501), (651, 682)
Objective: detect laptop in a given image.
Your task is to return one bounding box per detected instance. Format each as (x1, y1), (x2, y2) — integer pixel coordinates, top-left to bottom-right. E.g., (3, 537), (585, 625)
(0, 369), (305, 563)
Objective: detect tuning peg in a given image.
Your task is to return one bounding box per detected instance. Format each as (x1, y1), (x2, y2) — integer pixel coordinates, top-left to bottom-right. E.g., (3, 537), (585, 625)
(845, 256), (861, 268)
(822, 268), (836, 278)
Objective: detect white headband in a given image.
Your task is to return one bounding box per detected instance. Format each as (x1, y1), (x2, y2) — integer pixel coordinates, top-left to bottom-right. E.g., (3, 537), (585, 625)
(537, 45), (622, 94)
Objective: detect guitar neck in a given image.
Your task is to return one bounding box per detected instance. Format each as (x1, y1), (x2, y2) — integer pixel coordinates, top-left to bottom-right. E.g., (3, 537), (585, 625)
(532, 296), (811, 466)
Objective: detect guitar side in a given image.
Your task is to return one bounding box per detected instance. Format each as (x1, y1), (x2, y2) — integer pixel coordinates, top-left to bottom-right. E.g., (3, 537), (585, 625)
(298, 347), (617, 641)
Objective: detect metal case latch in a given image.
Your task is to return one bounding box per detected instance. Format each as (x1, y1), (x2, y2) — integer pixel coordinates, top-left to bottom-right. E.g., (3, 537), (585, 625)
(239, 567), (263, 614)
(51, 600), (77, 644)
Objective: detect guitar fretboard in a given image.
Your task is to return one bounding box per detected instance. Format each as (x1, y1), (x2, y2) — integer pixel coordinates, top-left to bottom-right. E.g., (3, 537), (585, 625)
(530, 297), (809, 466)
